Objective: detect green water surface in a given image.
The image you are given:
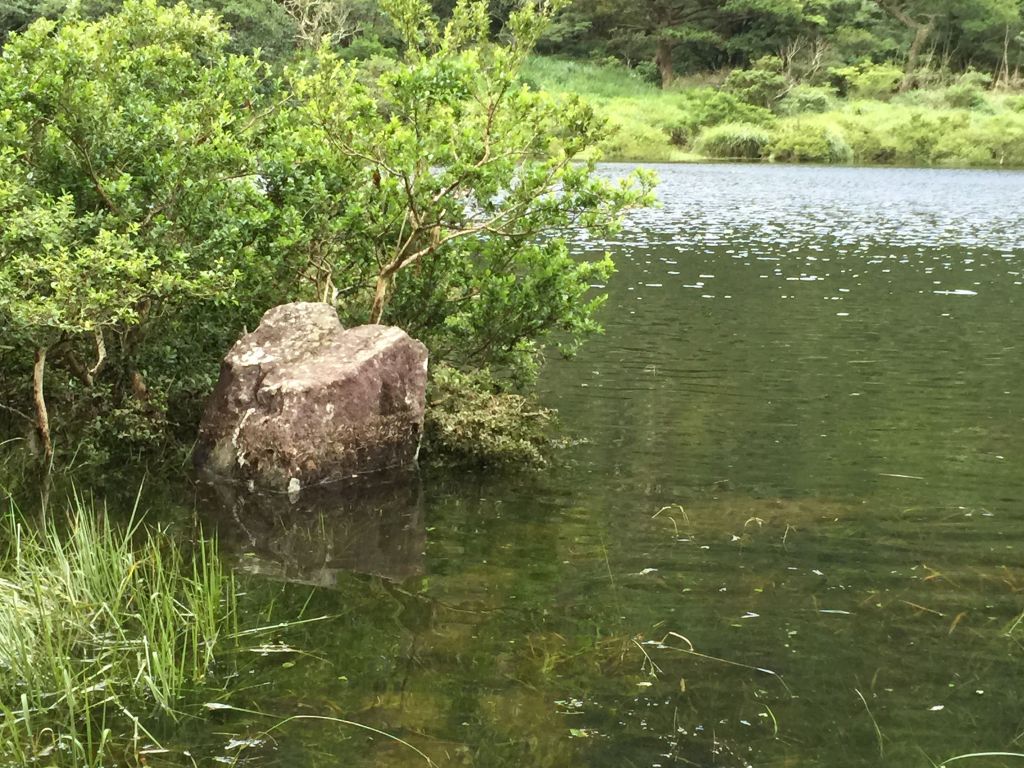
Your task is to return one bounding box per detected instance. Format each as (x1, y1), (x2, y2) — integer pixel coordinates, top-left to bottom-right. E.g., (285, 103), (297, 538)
(185, 164), (1024, 767)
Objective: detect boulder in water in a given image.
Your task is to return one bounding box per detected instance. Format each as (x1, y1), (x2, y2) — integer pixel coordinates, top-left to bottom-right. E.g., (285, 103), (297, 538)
(194, 302), (428, 490)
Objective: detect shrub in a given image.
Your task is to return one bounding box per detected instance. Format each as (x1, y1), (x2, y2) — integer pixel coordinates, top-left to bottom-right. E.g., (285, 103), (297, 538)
(943, 70), (992, 110)
(770, 120), (853, 163)
(423, 365), (556, 467)
(723, 56), (788, 108)
(695, 122), (774, 160)
(631, 60), (661, 86)
(0, 1), (286, 462)
(836, 108), (946, 164)
(829, 105), (1024, 167)
(939, 112), (1024, 166)
(777, 84), (836, 116)
(605, 108), (686, 160)
(0, 5), (654, 467)
(931, 127), (1000, 166)
(762, 100), (1024, 169)
(669, 87), (774, 146)
(830, 62), (903, 100)
(892, 88), (948, 109)
(884, 112), (946, 163)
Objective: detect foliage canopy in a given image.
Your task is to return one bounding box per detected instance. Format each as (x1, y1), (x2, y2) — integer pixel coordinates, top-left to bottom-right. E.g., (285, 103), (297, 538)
(0, 0), (653, 464)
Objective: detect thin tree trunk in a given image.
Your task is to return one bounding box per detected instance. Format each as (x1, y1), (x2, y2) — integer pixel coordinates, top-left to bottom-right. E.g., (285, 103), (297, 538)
(998, 24), (1011, 89)
(655, 38), (675, 89)
(876, 2), (935, 93)
(32, 347), (52, 462)
(900, 17), (934, 92)
(370, 273), (391, 324)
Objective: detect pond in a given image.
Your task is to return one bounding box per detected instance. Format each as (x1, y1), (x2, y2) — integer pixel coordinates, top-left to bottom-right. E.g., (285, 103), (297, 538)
(183, 163), (1024, 767)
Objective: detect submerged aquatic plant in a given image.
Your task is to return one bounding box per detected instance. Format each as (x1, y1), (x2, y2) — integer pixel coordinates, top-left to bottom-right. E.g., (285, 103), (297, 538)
(0, 493), (236, 767)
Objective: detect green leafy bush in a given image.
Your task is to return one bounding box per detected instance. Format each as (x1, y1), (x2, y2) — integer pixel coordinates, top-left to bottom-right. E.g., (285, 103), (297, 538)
(837, 109), (945, 164)
(777, 84), (836, 115)
(605, 109), (687, 160)
(828, 104), (1024, 167)
(934, 111), (1024, 166)
(0, 1), (654, 466)
(669, 87), (774, 146)
(770, 119), (853, 163)
(943, 70), (992, 110)
(723, 55), (788, 108)
(423, 365), (556, 467)
(695, 122), (774, 160)
(830, 62), (903, 100)
(631, 60), (661, 85)
(0, 0), (283, 461)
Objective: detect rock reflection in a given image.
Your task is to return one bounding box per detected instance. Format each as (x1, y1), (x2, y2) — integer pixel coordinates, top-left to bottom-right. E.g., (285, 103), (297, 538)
(199, 473), (425, 586)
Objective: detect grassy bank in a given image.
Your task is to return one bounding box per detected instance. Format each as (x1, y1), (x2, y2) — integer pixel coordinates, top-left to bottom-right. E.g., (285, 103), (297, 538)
(522, 57), (697, 162)
(0, 496), (235, 767)
(525, 56), (1024, 168)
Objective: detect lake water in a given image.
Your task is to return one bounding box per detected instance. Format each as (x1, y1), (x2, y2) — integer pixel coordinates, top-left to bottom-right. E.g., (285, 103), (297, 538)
(183, 164), (1024, 767)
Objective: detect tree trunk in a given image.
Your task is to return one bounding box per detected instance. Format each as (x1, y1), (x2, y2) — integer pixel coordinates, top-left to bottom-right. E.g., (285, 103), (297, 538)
(655, 38), (675, 89)
(877, 2), (936, 93)
(997, 24), (1011, 89)
(899, 16), (934, 92)
(32, 348), (52, 462)
(370, 273), (392, 324)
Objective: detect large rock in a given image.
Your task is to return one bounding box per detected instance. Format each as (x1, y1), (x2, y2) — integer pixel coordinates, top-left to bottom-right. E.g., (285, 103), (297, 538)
(194, 302), (428, 490)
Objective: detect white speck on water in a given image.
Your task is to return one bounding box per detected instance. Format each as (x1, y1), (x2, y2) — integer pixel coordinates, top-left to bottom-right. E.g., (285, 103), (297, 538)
(225, 737), (265, 751)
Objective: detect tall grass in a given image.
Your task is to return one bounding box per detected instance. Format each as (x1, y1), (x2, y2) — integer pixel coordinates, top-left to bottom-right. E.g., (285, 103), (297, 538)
(695, 122), (774, 160)
(522, 56), (698, 162)
(0, 494), (236, 767)
(521, 56), (662, 100)
(524, 55), (1024, 167)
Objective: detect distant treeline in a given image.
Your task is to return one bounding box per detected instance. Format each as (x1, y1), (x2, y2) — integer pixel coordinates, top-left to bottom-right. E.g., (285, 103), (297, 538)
(3, 1), (1022, 90)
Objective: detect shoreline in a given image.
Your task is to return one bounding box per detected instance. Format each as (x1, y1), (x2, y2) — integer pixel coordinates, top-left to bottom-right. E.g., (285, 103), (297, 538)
(596, 155), (1024, 171)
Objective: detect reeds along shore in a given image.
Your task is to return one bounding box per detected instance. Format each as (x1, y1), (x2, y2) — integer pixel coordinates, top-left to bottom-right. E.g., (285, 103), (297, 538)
(0, 495), (235, 767)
